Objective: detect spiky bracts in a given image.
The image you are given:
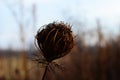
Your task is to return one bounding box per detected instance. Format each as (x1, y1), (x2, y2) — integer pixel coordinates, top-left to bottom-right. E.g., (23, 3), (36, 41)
(35, 22), (74, 62)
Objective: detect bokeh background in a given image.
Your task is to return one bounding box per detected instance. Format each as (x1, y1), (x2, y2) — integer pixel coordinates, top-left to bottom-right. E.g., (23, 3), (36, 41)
(0, 0), (120, 80)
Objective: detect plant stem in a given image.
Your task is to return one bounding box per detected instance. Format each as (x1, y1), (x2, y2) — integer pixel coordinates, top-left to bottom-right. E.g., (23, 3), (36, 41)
(42, 65), (48, 80)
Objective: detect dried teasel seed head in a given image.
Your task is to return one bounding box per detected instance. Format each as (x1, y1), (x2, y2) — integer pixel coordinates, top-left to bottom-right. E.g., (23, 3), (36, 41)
(35, 22), (74, 62)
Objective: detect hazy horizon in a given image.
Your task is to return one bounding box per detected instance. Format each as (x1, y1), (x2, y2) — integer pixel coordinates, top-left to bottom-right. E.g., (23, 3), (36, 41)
(0, 0), (120, 49)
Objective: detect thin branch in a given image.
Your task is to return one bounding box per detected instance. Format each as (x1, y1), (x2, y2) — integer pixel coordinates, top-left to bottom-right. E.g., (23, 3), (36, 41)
(42, 65), (48, 80)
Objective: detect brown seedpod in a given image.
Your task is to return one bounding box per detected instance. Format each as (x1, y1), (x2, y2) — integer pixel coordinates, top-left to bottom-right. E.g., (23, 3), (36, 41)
(35, 22), (74, 62)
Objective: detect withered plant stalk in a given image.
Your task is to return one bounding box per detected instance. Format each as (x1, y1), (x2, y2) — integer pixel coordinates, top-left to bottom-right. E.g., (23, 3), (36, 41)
(35, 22), (74, 80)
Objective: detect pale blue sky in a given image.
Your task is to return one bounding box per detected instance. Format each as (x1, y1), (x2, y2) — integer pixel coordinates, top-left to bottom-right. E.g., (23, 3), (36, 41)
(0, 0), (120, 49)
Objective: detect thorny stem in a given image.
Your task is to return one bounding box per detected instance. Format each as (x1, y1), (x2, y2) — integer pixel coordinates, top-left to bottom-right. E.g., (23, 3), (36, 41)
(42, 64), (48, 80)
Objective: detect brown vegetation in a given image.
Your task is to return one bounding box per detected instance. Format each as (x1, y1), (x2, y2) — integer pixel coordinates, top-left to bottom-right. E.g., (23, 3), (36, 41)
(0, 26), (120, 80)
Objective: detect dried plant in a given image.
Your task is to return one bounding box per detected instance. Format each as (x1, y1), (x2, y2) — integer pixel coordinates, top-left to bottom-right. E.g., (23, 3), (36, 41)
(34, 21), (74, 80)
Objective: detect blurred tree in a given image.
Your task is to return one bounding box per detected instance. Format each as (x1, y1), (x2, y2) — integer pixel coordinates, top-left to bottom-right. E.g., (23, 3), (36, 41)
(2, 0), (37, 80)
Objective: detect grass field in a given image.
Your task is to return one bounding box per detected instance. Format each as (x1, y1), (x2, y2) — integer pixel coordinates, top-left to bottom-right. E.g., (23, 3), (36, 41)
(0, 56), (44, 80)
(0, 42), (120, 80)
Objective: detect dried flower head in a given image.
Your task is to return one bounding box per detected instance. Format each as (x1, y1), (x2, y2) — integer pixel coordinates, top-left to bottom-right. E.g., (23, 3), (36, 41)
(35, 22), (74, 62)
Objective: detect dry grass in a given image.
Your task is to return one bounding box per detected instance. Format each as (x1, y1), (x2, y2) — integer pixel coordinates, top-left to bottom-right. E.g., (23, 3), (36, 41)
(0, 57), (43, 80)
(0, 39), (120, 80)
(0, 25), (120, 80)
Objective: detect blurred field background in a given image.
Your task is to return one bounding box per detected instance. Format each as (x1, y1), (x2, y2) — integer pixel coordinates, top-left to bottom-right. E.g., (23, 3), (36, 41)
(0, 0), (120, 80)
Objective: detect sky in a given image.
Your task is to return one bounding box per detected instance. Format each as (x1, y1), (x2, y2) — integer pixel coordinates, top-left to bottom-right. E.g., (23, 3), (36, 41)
(0, 0), (120, 49)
